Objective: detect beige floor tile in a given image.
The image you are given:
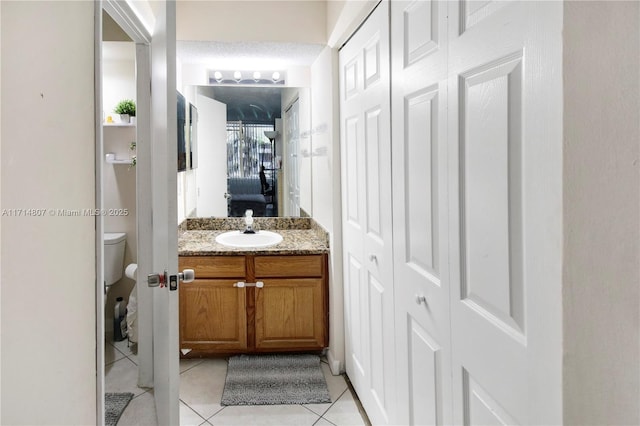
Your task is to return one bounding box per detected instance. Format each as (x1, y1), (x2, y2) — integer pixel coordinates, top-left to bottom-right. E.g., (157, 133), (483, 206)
(180, 358), (228, 420)
(210, 405), (321, 426)
(127, 353), (139, 366)
(180, 357), (206, 373)
(104, 335), (126, 365)
(117, 391), (158, 426)
(106, 353), (366, 425)
(112, 338), (136, 357)
(322, 389), (366, 426)
(105, 357), (147, 397)
(104, 342), (126, 365)
(314, 417), (336, 426)
(304, 364), (349, 416)
(180, 400), (208, 426)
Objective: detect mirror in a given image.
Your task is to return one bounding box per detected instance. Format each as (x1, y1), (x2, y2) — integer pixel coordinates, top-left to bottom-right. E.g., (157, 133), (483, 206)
(180, 84), (312, 219)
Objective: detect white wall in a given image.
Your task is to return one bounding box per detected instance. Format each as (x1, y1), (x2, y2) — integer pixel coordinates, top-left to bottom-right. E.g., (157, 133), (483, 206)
(562, 2), (640, 424)
(310, 46), (344, 373)
(177, 1), (326, 44)
(326, 0), (378, 48)
(178, 169), (198, 223)
(102, 42), (136, 121)
(1, 1), (96, 424)
(181, 63), (208, 93)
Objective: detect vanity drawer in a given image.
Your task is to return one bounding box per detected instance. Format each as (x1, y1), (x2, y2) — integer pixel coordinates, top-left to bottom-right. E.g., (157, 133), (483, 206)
(179, 256), (246, 278)
(254, 255), (324, 278)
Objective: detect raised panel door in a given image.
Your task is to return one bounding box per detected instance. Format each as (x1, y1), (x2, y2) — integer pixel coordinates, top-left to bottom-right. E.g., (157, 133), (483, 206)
(339, 2), (395, 424)
(447, 1), (563, 423)
(179, 279), (248, 352)
(254, 278), (327, 350)
(391, 1), (452, 424)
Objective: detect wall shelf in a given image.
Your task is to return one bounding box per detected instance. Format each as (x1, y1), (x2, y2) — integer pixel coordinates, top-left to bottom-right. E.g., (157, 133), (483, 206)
(105, 153), (133, 165)
(104, 122), (136, 127)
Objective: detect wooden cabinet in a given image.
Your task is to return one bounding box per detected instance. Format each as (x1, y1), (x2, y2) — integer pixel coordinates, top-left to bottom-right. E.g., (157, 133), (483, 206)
(178, 256), (247, 352)
(178, 254), (328, 355)
(254, 255), (327, 350)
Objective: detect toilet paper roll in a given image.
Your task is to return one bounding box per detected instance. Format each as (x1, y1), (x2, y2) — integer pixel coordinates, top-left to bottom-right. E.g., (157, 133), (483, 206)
(125, 263), (138, 280)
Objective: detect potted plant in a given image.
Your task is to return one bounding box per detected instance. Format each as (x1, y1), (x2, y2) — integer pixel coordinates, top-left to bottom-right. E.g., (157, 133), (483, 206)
(114, 99), (136, 123)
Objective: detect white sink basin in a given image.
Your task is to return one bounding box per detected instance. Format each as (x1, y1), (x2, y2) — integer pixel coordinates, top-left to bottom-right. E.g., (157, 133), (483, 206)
(215, 230), (283, 248)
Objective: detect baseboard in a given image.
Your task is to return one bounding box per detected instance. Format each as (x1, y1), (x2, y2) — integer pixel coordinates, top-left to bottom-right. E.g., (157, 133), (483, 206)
(326, 348), (344, 375)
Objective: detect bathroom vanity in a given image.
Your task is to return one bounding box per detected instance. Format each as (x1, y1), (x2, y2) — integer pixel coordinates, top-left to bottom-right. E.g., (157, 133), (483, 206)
(177, 218), (329, 357)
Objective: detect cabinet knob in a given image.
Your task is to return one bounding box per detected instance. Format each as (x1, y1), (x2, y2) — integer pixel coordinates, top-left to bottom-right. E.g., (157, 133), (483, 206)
(415, 294), (427, 306)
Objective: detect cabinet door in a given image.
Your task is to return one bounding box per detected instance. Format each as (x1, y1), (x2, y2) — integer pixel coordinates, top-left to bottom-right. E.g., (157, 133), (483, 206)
(179, 279), (247, 351)
(254, 278), (326, 350)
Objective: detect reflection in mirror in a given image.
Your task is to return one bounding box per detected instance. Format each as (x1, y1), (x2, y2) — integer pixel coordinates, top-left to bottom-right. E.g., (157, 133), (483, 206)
(182, 85), (311, 219)
(227, 121), (278, 216)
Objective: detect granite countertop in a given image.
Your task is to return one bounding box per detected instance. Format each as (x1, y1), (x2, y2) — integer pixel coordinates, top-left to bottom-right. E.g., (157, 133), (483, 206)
(178, 217), (329, 256)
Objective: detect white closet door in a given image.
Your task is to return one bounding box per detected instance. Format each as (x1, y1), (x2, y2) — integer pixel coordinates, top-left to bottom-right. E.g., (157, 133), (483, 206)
(339, 2), (395, 424)
(447, 2), (563, 424)
(391, 1), (452, 424)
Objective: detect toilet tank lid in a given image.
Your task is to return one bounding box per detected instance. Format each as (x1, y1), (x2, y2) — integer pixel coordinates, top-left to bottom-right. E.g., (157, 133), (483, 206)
(104, 232), (126, 245)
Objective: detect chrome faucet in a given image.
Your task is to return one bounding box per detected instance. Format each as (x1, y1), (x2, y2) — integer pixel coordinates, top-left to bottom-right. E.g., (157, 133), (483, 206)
(243, 209), (256, 234)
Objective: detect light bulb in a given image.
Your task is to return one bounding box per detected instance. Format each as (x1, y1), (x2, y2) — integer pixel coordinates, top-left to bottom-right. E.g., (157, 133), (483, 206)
(272, 71), (280, 82)
(234, 71), (242, 81)
(253, 71), (261, 81)
(214, 71), (223, 82)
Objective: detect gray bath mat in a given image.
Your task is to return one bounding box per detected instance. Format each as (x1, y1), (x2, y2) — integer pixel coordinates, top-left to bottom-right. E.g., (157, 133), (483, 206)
(105, 392), (134, 426)
(221, 354), (331, 406)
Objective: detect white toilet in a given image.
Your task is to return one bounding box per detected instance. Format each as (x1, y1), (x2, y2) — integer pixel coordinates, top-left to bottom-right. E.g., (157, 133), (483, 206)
(104, 232), (127, 288)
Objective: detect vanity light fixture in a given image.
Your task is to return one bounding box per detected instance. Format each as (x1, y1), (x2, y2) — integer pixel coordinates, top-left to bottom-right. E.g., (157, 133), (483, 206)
(208, 70), (285, 85)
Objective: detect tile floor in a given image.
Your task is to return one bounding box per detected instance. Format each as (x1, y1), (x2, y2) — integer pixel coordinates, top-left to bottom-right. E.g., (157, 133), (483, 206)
(105, 338), (370, 426)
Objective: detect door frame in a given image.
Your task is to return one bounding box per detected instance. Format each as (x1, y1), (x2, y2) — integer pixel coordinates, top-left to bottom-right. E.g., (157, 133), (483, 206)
(95, 1), (152, 424)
